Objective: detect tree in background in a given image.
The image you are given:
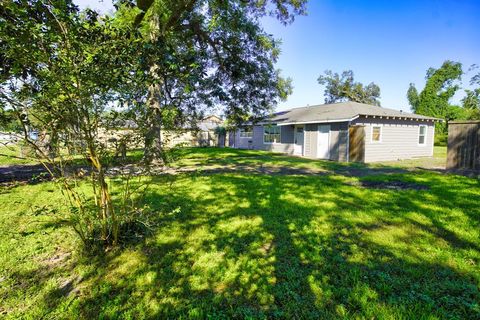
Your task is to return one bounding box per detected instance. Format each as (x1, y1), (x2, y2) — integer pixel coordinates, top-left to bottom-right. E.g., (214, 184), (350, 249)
(462, 65), (480, 119)
(317, 70), (381, 106)
(407, 60), (463, 135)
(0, 109), (22, 132)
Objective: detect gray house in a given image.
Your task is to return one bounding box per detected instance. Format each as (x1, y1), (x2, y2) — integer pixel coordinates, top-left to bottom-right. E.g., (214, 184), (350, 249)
(229, 101), (440, 163)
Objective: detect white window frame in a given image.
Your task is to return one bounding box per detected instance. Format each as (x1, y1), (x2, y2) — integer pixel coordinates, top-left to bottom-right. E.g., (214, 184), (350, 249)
(239, 127), (253, 138)
(263, 124), (281, 144)
(371, 125), (382, 143)
(418, 125), (427, 146)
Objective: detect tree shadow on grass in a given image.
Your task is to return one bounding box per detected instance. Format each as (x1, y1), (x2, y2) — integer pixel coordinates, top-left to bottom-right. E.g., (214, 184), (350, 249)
(71, 168), (480, 319)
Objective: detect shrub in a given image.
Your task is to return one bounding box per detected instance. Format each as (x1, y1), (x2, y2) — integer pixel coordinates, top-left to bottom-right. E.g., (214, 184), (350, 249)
(434, 133), (448, 146)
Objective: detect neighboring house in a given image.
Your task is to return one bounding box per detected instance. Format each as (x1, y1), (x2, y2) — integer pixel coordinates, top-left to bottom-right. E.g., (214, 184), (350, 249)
(0, 132), (21, 145)
(97, 115), (225, 150)
(229, 101), (440, 163)
(163, 115), (224, 147)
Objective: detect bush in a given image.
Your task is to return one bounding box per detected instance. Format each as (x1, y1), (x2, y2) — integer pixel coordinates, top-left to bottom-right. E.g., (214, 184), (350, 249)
(435, 133), (448, 146)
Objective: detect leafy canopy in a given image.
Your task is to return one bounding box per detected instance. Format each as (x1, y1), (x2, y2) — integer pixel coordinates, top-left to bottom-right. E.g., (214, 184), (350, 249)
(114, 0), (304, 125)
(317, 70), (381, 106)
(407, 61), (463, 118)
(461, 65), (480, 119)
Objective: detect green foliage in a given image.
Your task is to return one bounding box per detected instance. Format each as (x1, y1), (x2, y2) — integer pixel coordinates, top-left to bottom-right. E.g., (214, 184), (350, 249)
(317, 70), (381, 106)
(406, 83), (419, 111)
(434, 133), (448, 146)
(0, 109), (22, 132)
(1, 0), (305, 253)
(462, 65), (480, 119)
(114, 0), (302, 163)
(1, 147), (479, 318)
(407, 61), (463, 134)
(0, 0), (148, 247)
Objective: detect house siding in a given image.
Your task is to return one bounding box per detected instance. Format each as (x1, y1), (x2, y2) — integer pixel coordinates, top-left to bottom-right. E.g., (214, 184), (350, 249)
(300, 123), (348, 160)
(232, 129), (253, 149)
(352, 117), (435, 162)
(233, 122), (349, 161)
(233, 125), (294, 154)
(231, 118), (433, 163)
(329, 122), (349, 161)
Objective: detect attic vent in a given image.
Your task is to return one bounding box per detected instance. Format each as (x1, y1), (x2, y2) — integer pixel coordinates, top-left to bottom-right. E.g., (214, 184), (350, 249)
(400, 110), (403, 113)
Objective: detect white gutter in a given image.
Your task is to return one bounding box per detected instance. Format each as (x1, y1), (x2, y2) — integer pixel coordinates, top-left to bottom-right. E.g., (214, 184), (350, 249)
(277, 116), (359, 126)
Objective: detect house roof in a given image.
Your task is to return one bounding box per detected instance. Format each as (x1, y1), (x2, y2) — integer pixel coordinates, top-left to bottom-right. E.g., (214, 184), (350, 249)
(265, 101), (440, 126)
(196, 115), (223, 131)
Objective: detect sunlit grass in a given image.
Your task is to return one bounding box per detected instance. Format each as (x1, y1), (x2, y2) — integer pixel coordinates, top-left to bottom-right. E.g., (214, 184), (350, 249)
(0, 147), (478, 319)
(375, 146), (447, 169)
(0, 145), (37, 165)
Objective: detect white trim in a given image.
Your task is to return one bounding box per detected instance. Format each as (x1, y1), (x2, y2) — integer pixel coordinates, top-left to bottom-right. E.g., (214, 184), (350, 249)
(370, 125), (382, 143)
(431, 123), (435, 156)
(418, 124), (427, 146)
(303, 126), (306, 156)
(265, 115), (441, 127)
(277, 116), (359, 126)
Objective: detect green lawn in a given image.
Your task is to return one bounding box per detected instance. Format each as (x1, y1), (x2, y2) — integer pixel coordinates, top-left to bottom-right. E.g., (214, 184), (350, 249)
(0, 147), (479, 319)
(376, 146), (447, 170)
(0, 145), (38, 166)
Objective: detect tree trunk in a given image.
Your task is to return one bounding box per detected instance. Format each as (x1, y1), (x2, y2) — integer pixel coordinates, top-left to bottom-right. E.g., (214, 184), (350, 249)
(143, 77), (163, 165)
(143, 15), (164, 165)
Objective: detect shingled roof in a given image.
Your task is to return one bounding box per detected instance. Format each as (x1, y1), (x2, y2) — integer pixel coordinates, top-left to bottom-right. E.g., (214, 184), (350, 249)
(266, 101), (440, 125)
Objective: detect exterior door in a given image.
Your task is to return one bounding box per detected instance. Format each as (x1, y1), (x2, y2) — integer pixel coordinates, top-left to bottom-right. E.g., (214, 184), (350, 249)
(349, 125), (365, 162)
(317, 125), (330, 159)
(294, 125), (304, 155)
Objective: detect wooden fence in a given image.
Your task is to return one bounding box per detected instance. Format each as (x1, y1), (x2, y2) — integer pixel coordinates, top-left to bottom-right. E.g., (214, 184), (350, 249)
(447, 121), (480, 171)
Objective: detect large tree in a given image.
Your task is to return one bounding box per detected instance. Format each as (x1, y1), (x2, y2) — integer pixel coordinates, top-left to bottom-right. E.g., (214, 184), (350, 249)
(407, 60), (463, 133)
(114, 0), (303, 163)
(317, 70), (381, 106)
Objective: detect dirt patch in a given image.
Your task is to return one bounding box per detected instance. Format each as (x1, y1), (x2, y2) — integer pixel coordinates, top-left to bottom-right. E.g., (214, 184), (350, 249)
(335, 166), (408, 177)
(0, 162), (412, 183)
(174, 164), (328, 176)
(353, 180), (430, 191)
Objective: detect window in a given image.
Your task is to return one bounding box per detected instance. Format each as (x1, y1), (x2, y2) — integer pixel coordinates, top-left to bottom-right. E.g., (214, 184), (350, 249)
(239, 127), (253, 138)
(418, 125), (427, 145)
(371, 125), (382, 142)
(264, 125), (281, 144)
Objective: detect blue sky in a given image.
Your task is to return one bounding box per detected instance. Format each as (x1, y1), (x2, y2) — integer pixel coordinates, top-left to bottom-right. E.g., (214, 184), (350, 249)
(261, 0), (480, 111)
(76, 0), (479, 112)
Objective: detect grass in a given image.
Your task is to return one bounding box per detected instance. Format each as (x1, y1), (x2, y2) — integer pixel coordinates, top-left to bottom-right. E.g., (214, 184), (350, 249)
(376, 146), (447, 169)
(0, 145), (38, 166)
(0, 147), (479, 319)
